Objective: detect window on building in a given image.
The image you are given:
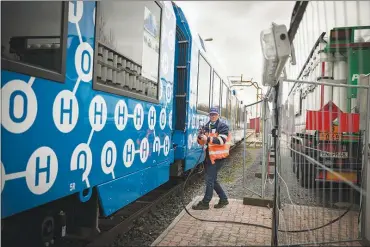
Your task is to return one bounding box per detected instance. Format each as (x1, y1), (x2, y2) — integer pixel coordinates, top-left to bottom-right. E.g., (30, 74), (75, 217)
(197, 54), (211, 113)
(1, 1), (67, 82)
(94, 1), (162, 103)
(211, 71), (221, 111)
(221, 82), (228, 117)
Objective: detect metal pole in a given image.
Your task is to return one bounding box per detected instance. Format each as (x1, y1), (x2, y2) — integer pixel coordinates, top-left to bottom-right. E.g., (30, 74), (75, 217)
(245, 99), (264, 108)
(243, 105), (247, 188)
(271, 85), (279, 247)
(361, 85), (370, 239)
(284, 78), (369, 89)
(256, 91), (258, 117)
(261, 100), (266, 198)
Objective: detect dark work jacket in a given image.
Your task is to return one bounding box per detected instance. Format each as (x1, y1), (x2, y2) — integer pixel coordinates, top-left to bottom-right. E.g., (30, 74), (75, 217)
(203, 119), (229, 158)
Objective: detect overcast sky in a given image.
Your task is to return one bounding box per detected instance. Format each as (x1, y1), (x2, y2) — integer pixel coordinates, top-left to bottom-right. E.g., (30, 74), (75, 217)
(175, 1), (295, 105)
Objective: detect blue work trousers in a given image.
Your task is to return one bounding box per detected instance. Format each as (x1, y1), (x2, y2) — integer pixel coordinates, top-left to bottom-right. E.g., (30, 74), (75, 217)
(202, 155), (228, 203)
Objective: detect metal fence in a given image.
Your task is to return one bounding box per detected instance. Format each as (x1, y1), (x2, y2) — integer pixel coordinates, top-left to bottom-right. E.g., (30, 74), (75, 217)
(276, 79), (368, 246)
(269, 2), (370, 245)
(242, 99), (273, 199)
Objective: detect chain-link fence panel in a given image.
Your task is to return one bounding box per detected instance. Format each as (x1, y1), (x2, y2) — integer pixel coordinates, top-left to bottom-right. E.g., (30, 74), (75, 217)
(272, 2), (370, 245)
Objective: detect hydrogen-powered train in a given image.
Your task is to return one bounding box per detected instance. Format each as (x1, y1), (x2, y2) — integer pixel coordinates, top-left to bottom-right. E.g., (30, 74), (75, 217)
(1, 1), (245, 245)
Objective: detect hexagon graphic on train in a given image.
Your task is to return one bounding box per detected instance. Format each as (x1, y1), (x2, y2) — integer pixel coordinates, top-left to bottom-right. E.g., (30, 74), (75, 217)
(123, 139), (136, 168)
(165, 82), (172, 104)
(75, 42), (94, 83)
(153, 136), (161, 155)
(159, 108), (167, 130)
(53, 90), (79, 133)
(71, 143), (93, 188)
(89, 95), (107, 132)
(69, 1), (83, 24)
(25, 146), (59, 195)
(1, 78), (38, 134)
(148, 106), (156, 130)
(168, 110), (172, 130)
(101, 140), (117, 179)
(163, 135), (170, 156)
(140, 137), (150, 163)
(133, 103), (144, 130)
(114, 100), (129, 131)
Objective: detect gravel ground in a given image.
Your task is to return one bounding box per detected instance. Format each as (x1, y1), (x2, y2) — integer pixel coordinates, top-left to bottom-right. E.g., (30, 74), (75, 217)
(218, 145), (264, 200)
(111, 173), (205, 246)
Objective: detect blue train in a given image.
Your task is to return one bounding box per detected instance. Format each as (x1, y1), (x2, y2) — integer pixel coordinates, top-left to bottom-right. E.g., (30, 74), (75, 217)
(1, 1), (245, 244)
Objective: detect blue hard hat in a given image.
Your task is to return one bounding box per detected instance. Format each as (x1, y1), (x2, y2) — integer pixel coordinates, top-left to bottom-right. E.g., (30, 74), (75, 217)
(209, 107), (219, 114)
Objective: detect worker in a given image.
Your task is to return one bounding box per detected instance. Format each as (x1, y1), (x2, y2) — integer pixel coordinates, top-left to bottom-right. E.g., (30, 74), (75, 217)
(192, 107), (231, 210)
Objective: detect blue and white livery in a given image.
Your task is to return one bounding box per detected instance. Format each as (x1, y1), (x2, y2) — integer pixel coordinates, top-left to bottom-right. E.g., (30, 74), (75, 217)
(1, 1), (245, 245)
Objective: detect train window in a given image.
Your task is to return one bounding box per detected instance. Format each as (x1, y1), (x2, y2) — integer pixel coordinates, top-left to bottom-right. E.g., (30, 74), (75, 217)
(94, 1), (162, 103)
(221, 82), (228, 117)
(228, 90), (232, 119)
(231, 96), (236, 128)
(196, 53), (211, 113)
(241, 105), (245, 124)
(239, 104), (243, 127)
(236, 100), (239, 128)
(211, 71), (221, 111)
(1, 1), (68, 83)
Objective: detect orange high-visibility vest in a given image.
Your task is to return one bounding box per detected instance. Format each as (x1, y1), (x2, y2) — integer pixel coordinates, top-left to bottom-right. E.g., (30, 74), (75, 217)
(197, 131), (232, 164)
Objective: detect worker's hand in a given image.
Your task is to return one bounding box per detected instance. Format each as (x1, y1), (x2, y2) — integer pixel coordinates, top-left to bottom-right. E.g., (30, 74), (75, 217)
(199, 135), (207, 142)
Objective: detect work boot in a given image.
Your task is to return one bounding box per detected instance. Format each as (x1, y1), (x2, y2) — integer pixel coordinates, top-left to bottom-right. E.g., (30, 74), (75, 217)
(214, 199), (229, 209)
(192, 201), (210, 210)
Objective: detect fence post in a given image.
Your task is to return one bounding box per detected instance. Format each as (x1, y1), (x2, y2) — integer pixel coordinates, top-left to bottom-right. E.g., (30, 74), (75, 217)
(271, 85), (279, 247)
(359, 75), (370, 242)
(243, 105), (247, 188)
(261, 99), (267, 198)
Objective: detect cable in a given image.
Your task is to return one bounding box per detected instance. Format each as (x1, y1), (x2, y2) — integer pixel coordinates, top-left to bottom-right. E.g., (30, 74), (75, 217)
(180, 145), (354, 234)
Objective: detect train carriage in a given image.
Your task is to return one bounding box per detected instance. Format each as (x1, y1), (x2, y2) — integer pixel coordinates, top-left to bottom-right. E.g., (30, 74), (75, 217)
(1, 1), (245, 245)
(171, 3), (245, 174)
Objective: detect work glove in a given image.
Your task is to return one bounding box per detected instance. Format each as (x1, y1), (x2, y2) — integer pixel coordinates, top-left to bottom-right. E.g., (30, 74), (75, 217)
(198, 134), (207, 143)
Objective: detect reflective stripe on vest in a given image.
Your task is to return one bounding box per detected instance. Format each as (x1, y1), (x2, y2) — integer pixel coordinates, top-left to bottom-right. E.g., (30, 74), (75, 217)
(207, 132), (232, 164)
(209, 150), (229, 155)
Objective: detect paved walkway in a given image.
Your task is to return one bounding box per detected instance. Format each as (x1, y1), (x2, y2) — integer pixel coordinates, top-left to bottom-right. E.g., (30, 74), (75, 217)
(151, 196), (272, 246)
(151, 196), (362, 246)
